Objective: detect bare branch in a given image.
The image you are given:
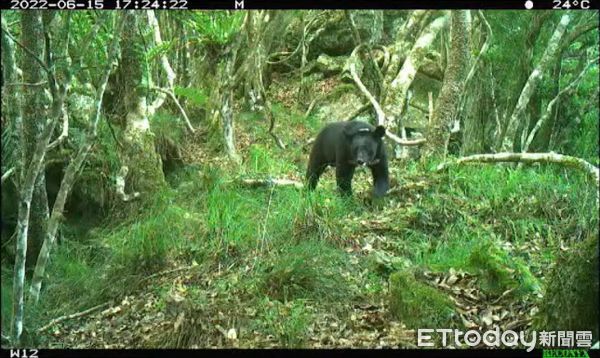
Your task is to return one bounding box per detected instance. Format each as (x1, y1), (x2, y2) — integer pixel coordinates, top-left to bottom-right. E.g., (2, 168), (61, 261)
(46, 108), (69, 150)
(37, 303), (110, 333)
(437, 152), (599, 206)
(1, 167), (15, 183)
(523, 57), (598, 152)
(463, 11), (492, 87)
(151, 86), (195, 133)
(238, 178), (304, 189)
(348, 45), (427, 147)
(1, 25), (50, 74)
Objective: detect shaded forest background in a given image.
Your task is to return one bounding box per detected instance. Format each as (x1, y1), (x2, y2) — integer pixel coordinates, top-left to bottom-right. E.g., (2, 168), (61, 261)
(1, 10), (598, 348)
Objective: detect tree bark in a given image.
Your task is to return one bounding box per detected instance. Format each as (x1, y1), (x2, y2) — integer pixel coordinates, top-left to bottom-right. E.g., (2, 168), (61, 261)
(147, 11), (195, 134)
(522, 57), (596, 153)
(20, 11), (50, 269)
(383, 14), (449, 127)
(12, 10), (70, 343)
(111, 11), (166, 196)
(499, 14), (570, 152)
(422, 11), (469, 159)
(460, 11), (490, 156)
(383, 10), (430, 87)
(29, 13), (124, 304)
(1, 16), (23, 182)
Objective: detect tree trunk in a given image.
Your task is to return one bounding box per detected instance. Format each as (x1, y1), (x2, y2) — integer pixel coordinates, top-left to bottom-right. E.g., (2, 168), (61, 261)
(530, 59), (561, 152)
(522, 56), (595, 154)
(111, 11), (166, 196)
(1, 16), (23, 178)
(12, 11), (66, 344)
(422, 11), (469, 159)
(29, 13), (124, 304)
(383, 14), (449, 127)
(460, 12), (489, 156)
(383, 10), (430, 87)
(499, 14), (570, 152)
(20, 11), (50, 268)
(461, 72), (486, 155)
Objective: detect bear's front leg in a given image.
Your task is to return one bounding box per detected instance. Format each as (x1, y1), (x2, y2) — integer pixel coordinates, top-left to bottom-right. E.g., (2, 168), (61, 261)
(370, 162), (389, 198)
(306, 163), (327, 191)
(335, 165), (355, 197)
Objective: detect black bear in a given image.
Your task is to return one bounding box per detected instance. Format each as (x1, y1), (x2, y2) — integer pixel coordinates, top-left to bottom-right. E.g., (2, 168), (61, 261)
(306, 121), (389, 198)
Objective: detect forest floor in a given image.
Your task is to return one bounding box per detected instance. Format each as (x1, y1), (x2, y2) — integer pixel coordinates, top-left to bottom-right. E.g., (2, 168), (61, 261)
(5, 77), (596, 349)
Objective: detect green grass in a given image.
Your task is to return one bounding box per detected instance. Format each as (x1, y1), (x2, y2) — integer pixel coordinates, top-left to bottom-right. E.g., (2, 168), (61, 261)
(6, 102), (596, 347)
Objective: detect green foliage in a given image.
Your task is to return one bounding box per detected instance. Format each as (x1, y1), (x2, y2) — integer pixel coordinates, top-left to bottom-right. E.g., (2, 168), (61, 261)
(534, 232), (599, 337)
(186, 12), (245, 46)
(260, 241), (351, 301)
(7, 9), (597, 348)
(468, 240), (540, 296)
(41, 242), (109, 311)
(104, 189), (203, 279)
(152, 112), (185, 142)
(388, 270), (456, 329)
(174, 86), (208, 107)
(146, 41), (173, 62)
(1, 270), (13, 333)
(257, 298), (311, 347)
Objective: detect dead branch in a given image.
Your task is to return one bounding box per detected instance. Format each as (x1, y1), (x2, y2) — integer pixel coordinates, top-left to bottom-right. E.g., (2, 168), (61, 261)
(464, 11), (492, 89)
(266, 12), (326, 65)
(437, 153), (598, 181)
(238, 178), (304, 189)
(37, 302), (110, 333)
(304, 93), (324, 118)
(436, 152), (599, 206)
(345, 11), (384, 96)
(4, 81), (47, 87)
(1, 167), (15, 184)
(266, 110), (286, 150)
(47, 108), (69, 150)
(522, 57), (597, 152)
(151, 86), (195, 133)
(146, 11), (195, 134)
(141, 264), (200, 283)
(374, 45), (390, 77)
(348, 46), (426, 147)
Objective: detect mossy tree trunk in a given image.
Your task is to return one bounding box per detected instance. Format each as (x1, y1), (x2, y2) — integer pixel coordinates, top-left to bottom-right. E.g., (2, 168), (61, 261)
(12, 10), (70, 345)
(29, 13), (124, 304)
(422, 10), (469, 159)
(498, 14), (570, 152)
(383, 13), (449, 128)
(110, 11), (166, 196)
(20, 11), (50, 268)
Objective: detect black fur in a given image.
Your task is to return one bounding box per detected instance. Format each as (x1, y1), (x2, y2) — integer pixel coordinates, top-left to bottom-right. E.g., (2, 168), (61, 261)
(306, 121), (389, 198)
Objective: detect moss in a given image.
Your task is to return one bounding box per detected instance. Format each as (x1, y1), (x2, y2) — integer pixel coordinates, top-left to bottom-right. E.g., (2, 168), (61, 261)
(388, 270), (456, 329)
(468, 240), (540, 296)
(534, 233), (599, 338)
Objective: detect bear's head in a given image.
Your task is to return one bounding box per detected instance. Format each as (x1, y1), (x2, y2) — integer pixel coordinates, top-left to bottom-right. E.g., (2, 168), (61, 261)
(344, 123), (386, 166)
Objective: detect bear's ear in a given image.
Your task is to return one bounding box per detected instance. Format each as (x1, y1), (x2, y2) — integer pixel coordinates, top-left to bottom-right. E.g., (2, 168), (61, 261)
(373, 125), (386, 138)
(344, 125), (367, 138)
(343, 125), (356, 139)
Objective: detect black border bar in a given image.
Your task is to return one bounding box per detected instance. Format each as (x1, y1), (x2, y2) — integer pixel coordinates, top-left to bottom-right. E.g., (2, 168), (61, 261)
(2, 0), (600, 10)
(3, 349), (600, 358)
